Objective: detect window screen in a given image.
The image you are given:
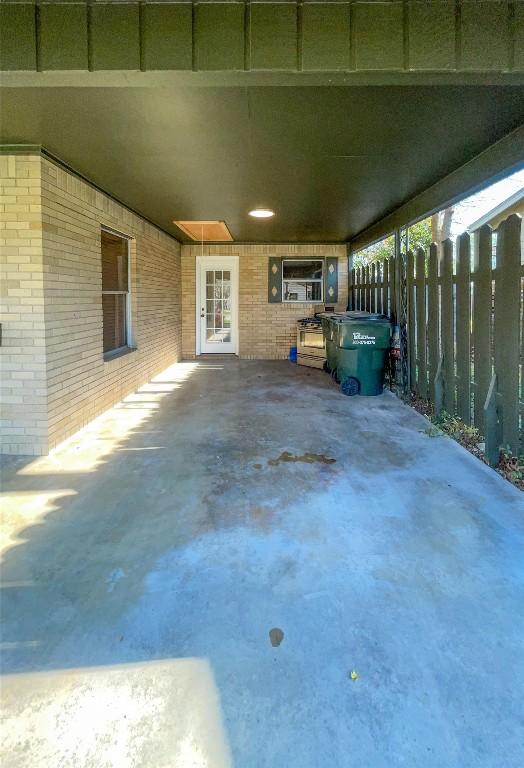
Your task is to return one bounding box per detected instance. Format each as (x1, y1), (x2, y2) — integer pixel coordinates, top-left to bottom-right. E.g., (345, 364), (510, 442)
(282, 259), (323, 302)
(101, 230), (130, 354)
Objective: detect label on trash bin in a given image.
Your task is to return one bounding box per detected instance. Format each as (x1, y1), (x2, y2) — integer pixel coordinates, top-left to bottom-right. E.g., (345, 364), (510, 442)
(353, 332), (376, 345)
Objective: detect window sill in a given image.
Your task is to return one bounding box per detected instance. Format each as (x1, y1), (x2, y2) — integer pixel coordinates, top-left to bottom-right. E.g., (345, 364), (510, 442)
(103, 346), (137, 363)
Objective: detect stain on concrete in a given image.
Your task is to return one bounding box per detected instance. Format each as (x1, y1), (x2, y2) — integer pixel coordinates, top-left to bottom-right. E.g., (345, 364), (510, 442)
(269, 627), (284, 647)
(253, 464), (263, 470)
(268, 451), (336, 466)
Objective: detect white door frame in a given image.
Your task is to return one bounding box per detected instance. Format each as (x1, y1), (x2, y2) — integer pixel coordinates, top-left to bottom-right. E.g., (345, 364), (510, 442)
(195, 255), (239, 355)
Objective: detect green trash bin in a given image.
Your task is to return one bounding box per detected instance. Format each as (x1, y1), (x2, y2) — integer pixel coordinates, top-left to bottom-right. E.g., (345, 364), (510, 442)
(320, 314), (341, 374)
(320, 312), (374, 378)
(336, 314), (392, 396)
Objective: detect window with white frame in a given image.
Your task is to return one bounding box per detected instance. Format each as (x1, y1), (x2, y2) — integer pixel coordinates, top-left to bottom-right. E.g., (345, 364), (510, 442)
(101, 228), (131, 355)
(282, 259), (323, 302)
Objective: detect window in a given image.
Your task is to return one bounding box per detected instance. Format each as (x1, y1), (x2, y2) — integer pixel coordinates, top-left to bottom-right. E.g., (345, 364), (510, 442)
(101, 228), (131, 356)
(282, 259), (323, 302)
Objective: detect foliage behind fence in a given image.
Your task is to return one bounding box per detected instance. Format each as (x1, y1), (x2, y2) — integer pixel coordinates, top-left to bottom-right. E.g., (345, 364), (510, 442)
(349, 214), (523, 464)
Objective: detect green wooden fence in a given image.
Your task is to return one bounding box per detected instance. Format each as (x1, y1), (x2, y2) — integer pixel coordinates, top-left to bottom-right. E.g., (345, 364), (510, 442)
(349, 213), (523, 464)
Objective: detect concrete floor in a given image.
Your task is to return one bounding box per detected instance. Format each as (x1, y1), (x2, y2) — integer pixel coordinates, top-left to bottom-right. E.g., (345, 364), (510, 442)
(1, 359), (523, 768)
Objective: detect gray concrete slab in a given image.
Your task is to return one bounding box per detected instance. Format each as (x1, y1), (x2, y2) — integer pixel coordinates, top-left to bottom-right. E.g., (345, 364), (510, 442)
(1, 359), (523, 768)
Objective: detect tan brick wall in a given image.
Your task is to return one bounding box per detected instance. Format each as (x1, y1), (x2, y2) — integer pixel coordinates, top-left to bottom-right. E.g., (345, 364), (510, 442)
(181, 244), (347, 359)
(1, 154), (182, 455)
(0, 154), (48, 455)
(41, 158), (182, 452)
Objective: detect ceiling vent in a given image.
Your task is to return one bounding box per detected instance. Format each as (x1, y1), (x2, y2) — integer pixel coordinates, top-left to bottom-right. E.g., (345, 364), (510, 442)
(174, 220), (233, 241)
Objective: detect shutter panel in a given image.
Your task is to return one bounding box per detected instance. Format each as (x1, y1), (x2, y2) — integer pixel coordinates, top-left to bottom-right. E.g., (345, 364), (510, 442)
(268, 256), (282, 302)
(325, 257), (338, 303)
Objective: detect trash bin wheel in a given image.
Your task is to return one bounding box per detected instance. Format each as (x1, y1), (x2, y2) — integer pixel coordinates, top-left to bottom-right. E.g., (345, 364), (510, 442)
(341, 376), (360, 396)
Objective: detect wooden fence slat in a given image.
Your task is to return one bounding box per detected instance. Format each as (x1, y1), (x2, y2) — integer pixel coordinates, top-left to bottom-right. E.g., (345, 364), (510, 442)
(390, 255), (396, 320)
(472, 225), (492, 432)
(440, 239), (455, 414)
(484, 374), (501, 466)
(383, 259), (389, 316)
(364, 265), (370, 311)
(355, 266), (360, 310)
(370, 262), (376, 313)
(415, 247), (428, 398)
(494, 214), (521, 454)
(427, 244), (439, 403)
(350, 267), (356, 310)
(456, 232), (471, 423)
(378, 261), (382, 313)
(406, 250), (416, 390)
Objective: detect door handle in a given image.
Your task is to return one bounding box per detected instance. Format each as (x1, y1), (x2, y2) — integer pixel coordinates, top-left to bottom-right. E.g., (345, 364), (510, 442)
(200, 314), (205, 318)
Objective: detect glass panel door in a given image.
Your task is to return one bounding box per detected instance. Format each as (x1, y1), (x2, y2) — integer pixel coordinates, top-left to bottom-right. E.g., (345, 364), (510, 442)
(199, 261), (236, 354)
(205, 270), (231, 344)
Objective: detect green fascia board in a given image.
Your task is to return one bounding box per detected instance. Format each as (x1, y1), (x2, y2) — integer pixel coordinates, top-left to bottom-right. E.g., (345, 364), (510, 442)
(0, 3), (36, 71)
(141, 3), (192, 71)
(350, 125), (524, 252)
(249, 3), (297, 71)
(460, 0), (509, 71)
(0, 1), (523, 75)
(352, 1), (404, 71)
(301, 3), (350, 72)
(39, 3), (88, 71)
(407, 0), (455, 71)
(515, 2), (524, 72)
(89, 3), (141, 71)
(194, 3), (245, 72)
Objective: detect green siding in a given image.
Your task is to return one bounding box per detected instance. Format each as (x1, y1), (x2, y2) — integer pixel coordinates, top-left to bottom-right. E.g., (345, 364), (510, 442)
(39, 4), (88, 71)
(194, 3), (244, 71)
(249, 4), (297, 70)
(142, 4), (192, 71)
(353, 1), (404, 70)
(513, 1), (524, 71)
(301, 4), (350, 71)
(90, 4), (141, 71)
(460, 0), (509, 71)
(407, 0), (455, 71)
(1, 1), (523, 75)
(0, 3), (36, 71)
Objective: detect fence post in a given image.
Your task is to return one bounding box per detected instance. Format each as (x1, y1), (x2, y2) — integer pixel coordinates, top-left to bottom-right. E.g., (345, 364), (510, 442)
(493, 214), (521, 455)
(415, 247), (428, 399)
(370, 262), (376, 313)
(472, 225), (492, 432)
(383, 258), (389, 317)
(440, 239), (455, 414)
(364, 264), (370, 311)
(406, 250), (416, 391)
(455, 232), (471, 423)
(427, 243), (439, 405)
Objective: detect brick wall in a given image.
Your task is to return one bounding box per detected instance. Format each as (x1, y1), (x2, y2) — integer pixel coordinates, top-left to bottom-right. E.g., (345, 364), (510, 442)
(181, 244), (348, 359)
(1, 154), (182, 455)
(0, 154), (48, 454)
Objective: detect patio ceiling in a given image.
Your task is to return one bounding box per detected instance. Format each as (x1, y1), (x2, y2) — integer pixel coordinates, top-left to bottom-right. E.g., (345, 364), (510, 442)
(2, 84), (523, 242)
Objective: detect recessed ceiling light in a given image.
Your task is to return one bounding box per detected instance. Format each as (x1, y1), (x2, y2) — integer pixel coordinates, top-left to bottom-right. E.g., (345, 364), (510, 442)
(248, 208), (275, 219)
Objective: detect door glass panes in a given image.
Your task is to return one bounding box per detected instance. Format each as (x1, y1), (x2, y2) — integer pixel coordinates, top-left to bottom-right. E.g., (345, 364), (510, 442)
(205, 270), (231, 343)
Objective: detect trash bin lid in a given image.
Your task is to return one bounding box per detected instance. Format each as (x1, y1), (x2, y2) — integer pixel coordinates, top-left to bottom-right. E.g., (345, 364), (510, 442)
(338, 312), (388, 321)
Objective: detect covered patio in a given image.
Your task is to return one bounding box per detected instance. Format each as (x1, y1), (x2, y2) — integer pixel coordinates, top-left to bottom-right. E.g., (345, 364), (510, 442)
(2, 359), (523, 767)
